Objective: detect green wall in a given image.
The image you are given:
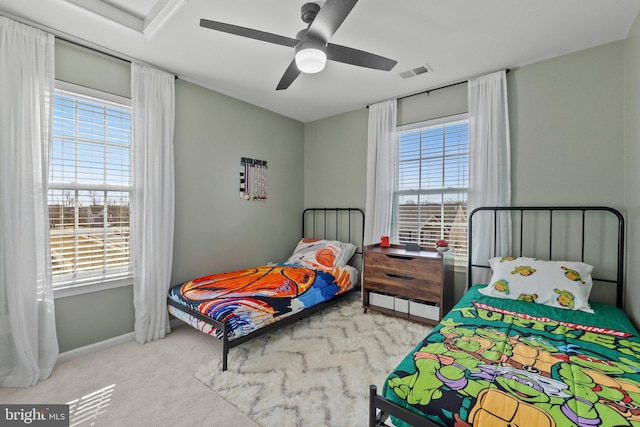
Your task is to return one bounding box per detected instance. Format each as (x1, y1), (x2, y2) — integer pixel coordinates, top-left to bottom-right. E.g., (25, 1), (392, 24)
(303, 108), (368, 208)
(53, 24), (640, 352)
(305, 42), (625, 212)
(303, 42), (627, 309)
(55, 40), (130, 98)
(507, 42), (625, 308)
(54, 286), (134, 351)
(303, 82), (470, 211)
(171, 79), (304, 284)
(624, 13), (640, 327)
(509, 41), (624, 208)
(53, 40), (304, 353)
(397, 82), (468, 126)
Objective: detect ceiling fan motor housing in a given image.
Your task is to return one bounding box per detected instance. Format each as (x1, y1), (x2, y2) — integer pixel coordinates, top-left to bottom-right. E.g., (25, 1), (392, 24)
(301, 3), (321, 25)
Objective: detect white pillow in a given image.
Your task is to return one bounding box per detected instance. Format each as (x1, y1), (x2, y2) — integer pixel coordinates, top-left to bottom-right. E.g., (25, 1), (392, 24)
(286, 239), (357, 269)
(478, 256), (594, 313)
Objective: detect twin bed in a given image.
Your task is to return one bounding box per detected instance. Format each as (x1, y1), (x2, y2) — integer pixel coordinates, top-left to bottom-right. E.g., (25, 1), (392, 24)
(167, 205), (638, 427)
(167, 208), (364, 371)
(369, 206), (639, 427)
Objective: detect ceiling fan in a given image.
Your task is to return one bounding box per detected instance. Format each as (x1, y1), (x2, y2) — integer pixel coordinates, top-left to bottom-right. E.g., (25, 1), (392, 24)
(200, 0), (397, 90)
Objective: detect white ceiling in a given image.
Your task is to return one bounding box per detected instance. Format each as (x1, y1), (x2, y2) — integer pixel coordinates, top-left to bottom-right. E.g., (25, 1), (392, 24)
(1, 0), (639, 122)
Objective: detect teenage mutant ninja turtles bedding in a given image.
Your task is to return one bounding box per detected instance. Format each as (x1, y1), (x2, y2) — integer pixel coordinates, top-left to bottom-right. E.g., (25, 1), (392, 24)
(382, 285), (640, 427)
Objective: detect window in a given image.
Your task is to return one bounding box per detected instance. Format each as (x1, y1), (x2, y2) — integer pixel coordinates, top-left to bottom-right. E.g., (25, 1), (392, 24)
(48, 83), (132, 287)
(393, 114), (469, 262)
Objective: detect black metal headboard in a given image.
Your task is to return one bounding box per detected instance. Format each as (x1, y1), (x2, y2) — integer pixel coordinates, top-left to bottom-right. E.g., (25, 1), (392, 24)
(468, 206), (625, 308)
(302, 208), (365, 261)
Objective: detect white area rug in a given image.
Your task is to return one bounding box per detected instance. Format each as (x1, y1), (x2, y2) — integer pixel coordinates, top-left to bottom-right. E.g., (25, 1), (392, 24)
(193, 293), (432, 427)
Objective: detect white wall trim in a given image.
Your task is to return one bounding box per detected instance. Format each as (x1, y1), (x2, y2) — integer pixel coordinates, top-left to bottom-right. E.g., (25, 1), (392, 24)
(56, 332), (135, 365)
(56, 318), (186, 365)
(54, 277), (133, 299)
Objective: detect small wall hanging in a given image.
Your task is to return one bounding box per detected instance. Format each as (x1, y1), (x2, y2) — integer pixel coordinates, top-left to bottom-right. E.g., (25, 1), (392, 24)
(240, 157), (268, 201)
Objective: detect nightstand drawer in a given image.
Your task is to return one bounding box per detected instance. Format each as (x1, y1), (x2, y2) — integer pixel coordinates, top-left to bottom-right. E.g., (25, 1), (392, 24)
(364, 251), (431, 275)
(364, 259), (442, 282)
(364, 276), (441, 303)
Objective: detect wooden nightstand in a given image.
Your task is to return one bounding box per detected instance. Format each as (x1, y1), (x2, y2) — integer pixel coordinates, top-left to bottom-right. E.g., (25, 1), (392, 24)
(362, 244), (454, 325)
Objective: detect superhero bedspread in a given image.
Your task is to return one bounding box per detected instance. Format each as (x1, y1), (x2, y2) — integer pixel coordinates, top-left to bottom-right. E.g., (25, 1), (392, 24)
(167, 263), (358, 339)
(383, 285), (640, 427)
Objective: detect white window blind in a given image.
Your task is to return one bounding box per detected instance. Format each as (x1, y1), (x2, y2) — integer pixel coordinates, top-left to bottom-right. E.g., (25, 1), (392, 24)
(393, 115), (469, 261)
(48, 84), (133, 287)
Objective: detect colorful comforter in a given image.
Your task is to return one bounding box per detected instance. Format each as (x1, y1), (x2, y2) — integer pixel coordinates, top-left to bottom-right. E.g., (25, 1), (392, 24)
(167, 263), (358, 340)
(383, 285), (640, 427)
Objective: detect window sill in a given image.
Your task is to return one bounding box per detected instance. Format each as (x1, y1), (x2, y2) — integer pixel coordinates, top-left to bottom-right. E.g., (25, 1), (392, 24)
(53, 276), (133, 299)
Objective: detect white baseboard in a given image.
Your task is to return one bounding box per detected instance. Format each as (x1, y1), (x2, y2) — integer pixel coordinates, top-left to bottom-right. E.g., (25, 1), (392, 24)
(56, 332), (136, 365)
(56, 319), (186, 365)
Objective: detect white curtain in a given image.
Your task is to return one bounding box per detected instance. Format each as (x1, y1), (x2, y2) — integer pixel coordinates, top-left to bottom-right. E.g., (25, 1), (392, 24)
(468, 70), (512, 284)
(364, 99), (397, 245)
(0, 17), (59, 387)
(131, 62), (176, 344)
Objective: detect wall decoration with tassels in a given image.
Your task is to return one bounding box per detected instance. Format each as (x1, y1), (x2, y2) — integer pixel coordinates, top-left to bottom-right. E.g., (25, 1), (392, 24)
(240, 157), (267, 201)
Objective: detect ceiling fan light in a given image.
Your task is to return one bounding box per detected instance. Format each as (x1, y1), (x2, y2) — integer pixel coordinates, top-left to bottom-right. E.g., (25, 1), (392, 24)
(295, 48), (327, 73)
(295, 41), (327, 74)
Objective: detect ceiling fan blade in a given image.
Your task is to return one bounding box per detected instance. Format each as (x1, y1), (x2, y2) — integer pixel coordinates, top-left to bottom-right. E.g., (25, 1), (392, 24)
(276, 60), (301, 91)
(327, 43), (397, 71)
(200, 19), (299, 48)
(306, 0), (358, 42)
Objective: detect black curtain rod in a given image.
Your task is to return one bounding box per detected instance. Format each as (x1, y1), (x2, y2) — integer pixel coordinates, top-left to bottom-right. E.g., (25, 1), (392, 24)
(369, 68), (510, 107)
(399, 79), (466, 101)
(56, 35), (178, 80)
(1, 13), (178, 79)
(399, 68), (510, 101)
(58, 35), (131, 64)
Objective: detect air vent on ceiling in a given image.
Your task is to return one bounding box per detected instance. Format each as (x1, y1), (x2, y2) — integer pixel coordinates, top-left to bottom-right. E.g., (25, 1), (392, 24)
(399, 63), (433, 79)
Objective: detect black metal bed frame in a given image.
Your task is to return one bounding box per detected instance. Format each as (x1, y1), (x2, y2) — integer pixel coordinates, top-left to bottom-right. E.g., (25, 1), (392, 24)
(467, 206), (625, 308)
(369, 205), (626, 427)
(167, 207), (364, 371)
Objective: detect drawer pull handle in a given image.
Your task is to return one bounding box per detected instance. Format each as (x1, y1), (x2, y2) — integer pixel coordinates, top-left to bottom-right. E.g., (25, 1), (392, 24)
(386, 254), (415, 261)
(385, 273), (414, 281)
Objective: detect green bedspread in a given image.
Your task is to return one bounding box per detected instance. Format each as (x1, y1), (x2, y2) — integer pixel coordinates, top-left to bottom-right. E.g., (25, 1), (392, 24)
(383, 285), (640, 427)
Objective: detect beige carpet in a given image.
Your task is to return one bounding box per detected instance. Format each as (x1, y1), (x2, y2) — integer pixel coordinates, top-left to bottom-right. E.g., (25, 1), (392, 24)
(194, 293), (432, 427)
(0, 324), (261, 427)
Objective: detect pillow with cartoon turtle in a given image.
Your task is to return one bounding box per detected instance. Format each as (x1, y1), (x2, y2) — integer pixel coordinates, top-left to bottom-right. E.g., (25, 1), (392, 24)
(478, 256), (594, 312)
